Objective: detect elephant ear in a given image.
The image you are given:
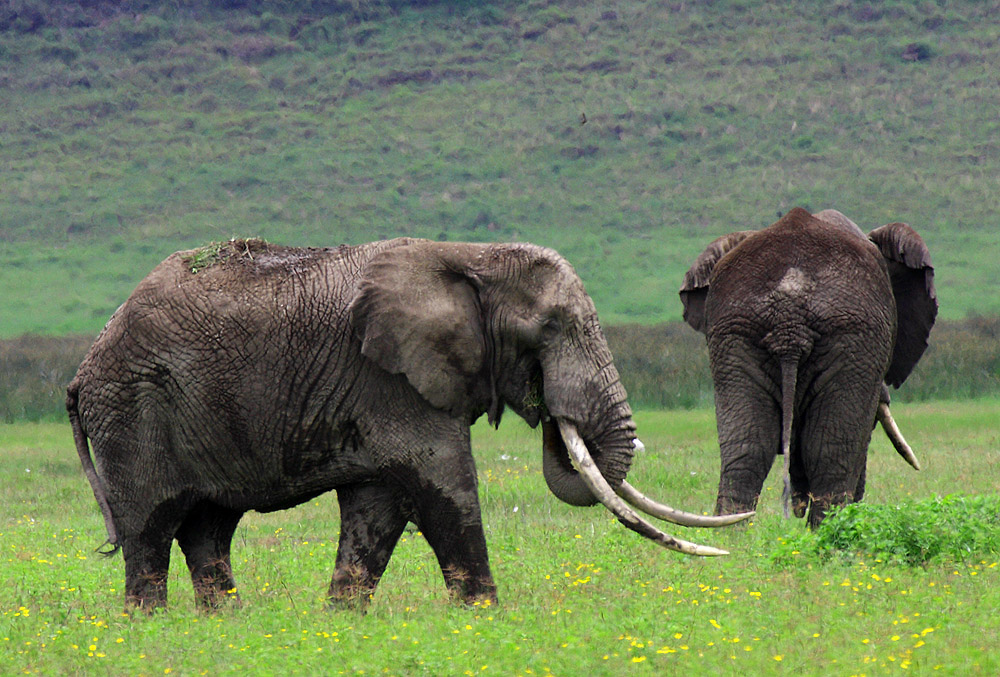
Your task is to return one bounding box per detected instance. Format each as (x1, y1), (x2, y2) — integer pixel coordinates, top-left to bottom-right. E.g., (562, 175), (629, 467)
(679, 231), (754, 333)
(868, 223), (938, 387)
(349, 241), (488, 416)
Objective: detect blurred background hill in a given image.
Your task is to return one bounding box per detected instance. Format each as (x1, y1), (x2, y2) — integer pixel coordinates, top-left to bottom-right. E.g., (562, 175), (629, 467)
(2, 0), (998, 417)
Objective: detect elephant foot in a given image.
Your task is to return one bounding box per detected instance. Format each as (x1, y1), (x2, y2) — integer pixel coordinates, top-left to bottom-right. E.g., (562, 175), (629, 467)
(124, 562), (170, 612)
(192, 578), (241, 610)
(124, 578), (169, 614)
(806, 491), (855, 529)
(442, 567), (498, 607)
(715, 495), (757, 521)
(791, 493), (809, 519)
(327, 564), (379, 611)
(448, 583), (498, 609)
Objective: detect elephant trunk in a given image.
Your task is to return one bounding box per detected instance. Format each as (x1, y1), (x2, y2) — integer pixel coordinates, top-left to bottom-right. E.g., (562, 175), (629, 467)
(538, 353), (636, 506)
(542, 418), (599, 506)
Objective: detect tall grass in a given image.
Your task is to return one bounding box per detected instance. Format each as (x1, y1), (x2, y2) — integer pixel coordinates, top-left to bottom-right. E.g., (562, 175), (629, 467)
(3, 318), (997, 421)
(2, 401), (998, 674)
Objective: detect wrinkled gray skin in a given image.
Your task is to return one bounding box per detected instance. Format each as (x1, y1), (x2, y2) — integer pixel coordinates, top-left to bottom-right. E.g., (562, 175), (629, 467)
(68, 238), (654, 610)
(680, 208), (937, 526)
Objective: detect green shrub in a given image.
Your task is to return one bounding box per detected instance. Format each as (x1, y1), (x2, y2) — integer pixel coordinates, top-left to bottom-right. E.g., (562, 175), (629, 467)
(773, 494), (1000, 565)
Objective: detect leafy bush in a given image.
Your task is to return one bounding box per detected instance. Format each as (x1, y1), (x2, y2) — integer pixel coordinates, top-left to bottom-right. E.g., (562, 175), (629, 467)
(773, 494), (1000, 565)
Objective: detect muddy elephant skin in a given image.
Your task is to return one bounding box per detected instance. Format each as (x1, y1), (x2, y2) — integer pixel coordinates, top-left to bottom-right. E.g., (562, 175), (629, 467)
(680, 208), (937, 526)
(70, 237), (733, 611)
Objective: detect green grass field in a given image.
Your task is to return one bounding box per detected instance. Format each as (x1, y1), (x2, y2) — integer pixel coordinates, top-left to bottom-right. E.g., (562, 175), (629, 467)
(3, 401), (998, 675)
(3, 3), (999, 673)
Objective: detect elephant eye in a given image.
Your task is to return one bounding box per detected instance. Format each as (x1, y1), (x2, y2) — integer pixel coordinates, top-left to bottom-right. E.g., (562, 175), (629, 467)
(541, 316), (563, 335)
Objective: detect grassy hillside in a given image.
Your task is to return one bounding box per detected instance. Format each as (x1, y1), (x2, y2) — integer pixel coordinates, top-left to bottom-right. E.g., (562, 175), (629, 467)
(2, 0), (999, 337)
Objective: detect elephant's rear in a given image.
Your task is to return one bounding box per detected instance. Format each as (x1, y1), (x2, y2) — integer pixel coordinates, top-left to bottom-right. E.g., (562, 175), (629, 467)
(708, 210), (895, 351)
(67, 376), (120, 554)
(703, 209), (895, 522)
(68, 239), (415, 529)
(73, 244), (339, 498)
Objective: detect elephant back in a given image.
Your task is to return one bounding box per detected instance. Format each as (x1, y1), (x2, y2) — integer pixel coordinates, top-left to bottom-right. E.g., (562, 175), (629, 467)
(706, 208), (896, 343)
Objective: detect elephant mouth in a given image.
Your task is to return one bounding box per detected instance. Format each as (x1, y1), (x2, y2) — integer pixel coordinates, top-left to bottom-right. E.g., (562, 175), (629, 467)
(540, 417), (754, 556)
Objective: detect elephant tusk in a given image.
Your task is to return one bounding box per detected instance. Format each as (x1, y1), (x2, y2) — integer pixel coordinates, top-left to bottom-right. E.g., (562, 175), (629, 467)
(876, 402), (921, 471)
(615, 481), (754, 527)
(556, 420), (730, 557)
(623, 438), (752, 527)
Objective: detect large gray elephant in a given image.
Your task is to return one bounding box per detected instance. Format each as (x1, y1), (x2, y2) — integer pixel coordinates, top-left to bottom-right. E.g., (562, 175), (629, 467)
(69, 237), (748, 611)
(679, 208), (937, 526)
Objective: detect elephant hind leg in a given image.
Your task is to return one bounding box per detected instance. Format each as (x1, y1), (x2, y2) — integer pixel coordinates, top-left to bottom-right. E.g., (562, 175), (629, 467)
(709, 336), (783, 517)
(788, 431), (810, 518)
(121, 531), (173, 611)
(175, 503), (244, 609)
(329, 483), (412, 609)
(712, 398), (782, 516)
(117, 493), (200, 611)
(806, 461), (868, 528)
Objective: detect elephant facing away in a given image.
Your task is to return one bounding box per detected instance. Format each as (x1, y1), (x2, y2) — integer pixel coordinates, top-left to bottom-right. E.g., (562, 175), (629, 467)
(680, 208), (937, 526)
(69, 237), (748, 611)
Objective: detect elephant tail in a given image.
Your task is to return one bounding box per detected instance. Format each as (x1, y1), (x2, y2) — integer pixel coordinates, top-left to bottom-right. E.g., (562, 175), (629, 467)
(66, 384), (120, 557)
(762, 321), (813, 519)
(777, 356), (800, 520)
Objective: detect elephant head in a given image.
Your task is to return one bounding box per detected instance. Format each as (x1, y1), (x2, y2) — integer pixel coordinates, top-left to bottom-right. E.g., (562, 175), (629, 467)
(350, 240), (748, 555)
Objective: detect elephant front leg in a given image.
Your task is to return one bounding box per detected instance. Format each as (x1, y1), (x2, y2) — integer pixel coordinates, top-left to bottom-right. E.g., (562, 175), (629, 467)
(412, 472), (497, 606)
(417, 504), (497, 606)
(328, 483), (411, 609)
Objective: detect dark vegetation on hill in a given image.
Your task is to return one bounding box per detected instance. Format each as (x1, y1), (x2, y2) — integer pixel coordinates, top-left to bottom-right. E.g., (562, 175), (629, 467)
(4, 317), (999, 421)
(2, 0), (999, 338)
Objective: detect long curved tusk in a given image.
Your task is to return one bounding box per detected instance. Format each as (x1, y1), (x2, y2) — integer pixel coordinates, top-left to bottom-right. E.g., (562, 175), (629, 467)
(556, 420), (729, 557)
(876, 402), (921, 471)
(616, 481), (754, 527)
(622, 439), (752, 527)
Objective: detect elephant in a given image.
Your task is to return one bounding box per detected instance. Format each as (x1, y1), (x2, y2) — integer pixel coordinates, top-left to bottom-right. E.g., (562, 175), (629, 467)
(679, 208), (937, 526)
(68, 237), (749, 611)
